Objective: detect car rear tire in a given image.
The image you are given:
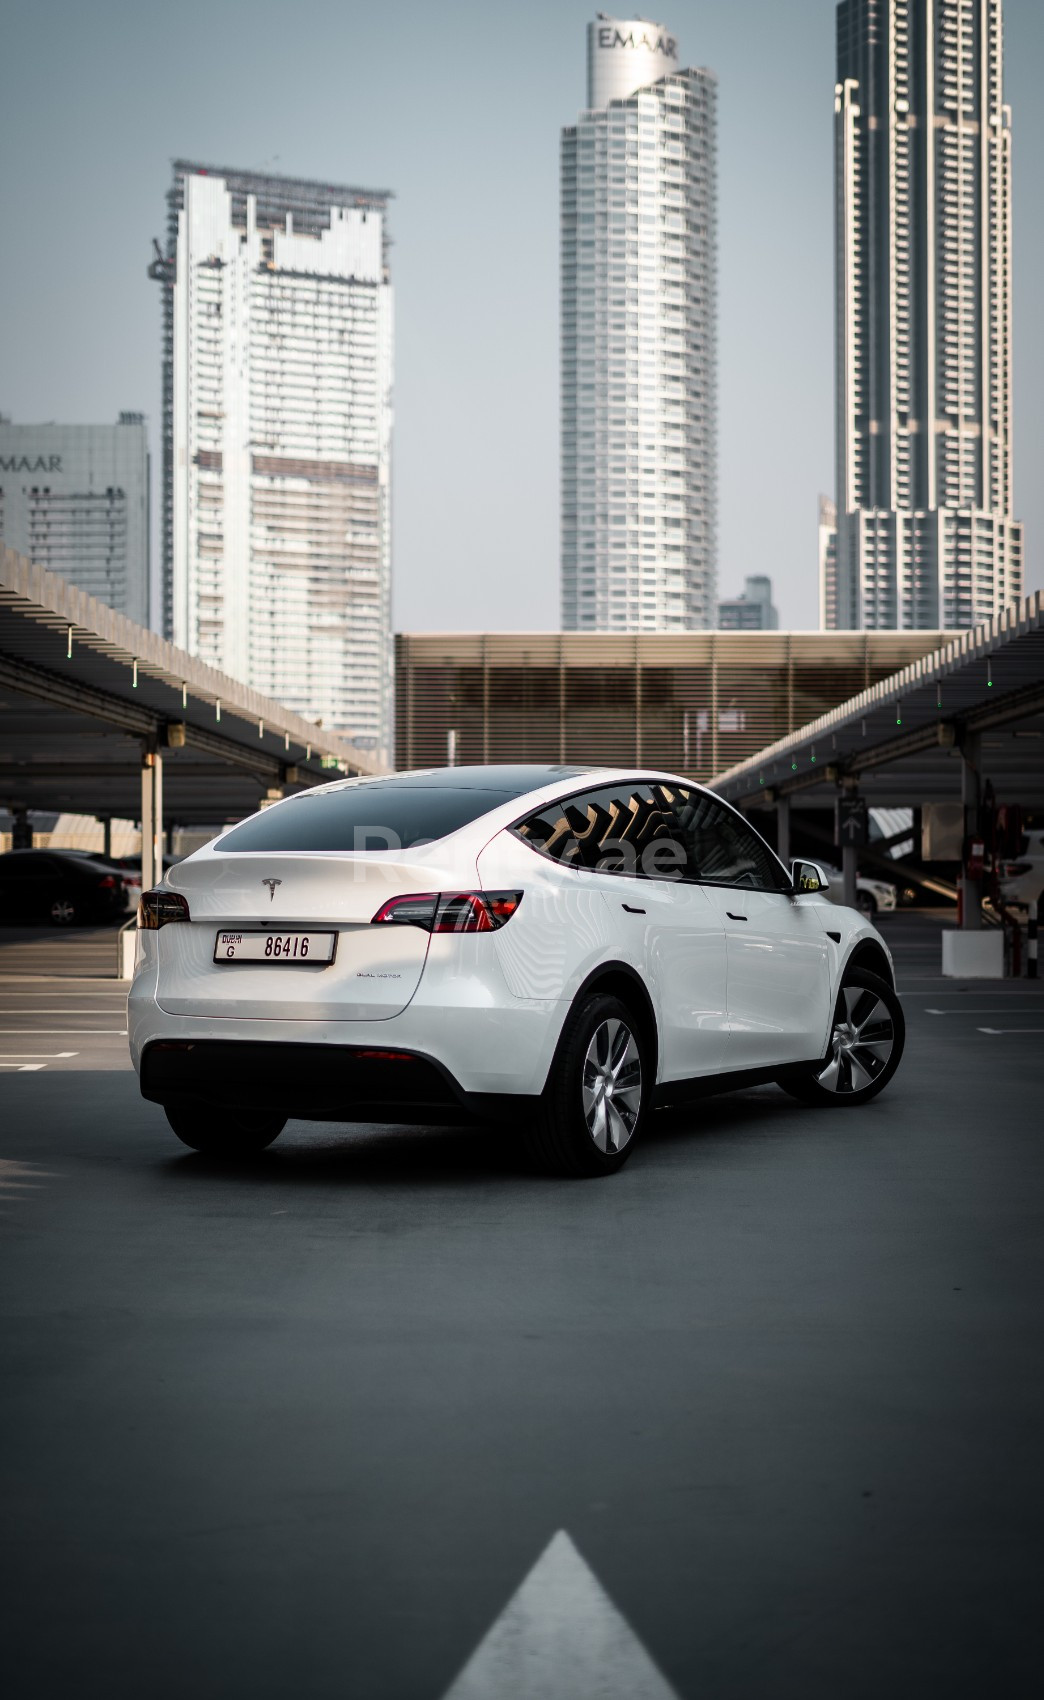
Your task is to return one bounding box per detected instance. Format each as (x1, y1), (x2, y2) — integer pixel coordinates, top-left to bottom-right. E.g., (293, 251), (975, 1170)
(856, 891), (877, 917)
(526, 992), (650, 1177)
(776, 967), (904, 1107)
(163, 1101), (286, 1155)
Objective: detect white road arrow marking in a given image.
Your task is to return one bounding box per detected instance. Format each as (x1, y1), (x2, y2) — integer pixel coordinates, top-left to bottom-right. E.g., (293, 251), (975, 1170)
(0, 1062), (46, 1071)
(0, 1052), (79, 1059)
(977, 1027), (1044, 1035)
(440, 1530), (680, 1700)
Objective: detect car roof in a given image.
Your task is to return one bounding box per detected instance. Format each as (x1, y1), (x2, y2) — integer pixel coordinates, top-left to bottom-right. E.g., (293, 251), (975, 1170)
(326, 764), (599, 792)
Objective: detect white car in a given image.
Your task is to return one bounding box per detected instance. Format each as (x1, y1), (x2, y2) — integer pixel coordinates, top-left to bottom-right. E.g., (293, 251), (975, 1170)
(998, 830), (1044, 909)
(129, 766), (905, 1177)
(817, 864), (898, 918)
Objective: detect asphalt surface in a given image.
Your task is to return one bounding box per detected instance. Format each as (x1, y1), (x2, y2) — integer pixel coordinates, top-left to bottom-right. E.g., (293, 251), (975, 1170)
(2, 914), (1043, 1698)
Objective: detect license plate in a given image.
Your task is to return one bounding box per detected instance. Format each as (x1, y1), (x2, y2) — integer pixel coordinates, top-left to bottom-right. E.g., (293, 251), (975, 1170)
(214, 930), (336, 964)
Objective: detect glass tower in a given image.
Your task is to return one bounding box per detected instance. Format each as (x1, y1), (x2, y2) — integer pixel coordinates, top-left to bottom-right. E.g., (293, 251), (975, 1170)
(153, 162), (393, 759)
(561, 18), (717, 632)
(823, 0), (1022, 630)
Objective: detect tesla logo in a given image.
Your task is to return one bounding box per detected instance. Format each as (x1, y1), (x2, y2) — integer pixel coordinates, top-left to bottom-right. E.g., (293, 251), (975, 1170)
(262, 879), (282, 902)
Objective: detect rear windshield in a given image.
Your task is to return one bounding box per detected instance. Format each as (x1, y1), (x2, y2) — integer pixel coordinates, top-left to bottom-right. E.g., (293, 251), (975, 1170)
(216, 786), (519, 854)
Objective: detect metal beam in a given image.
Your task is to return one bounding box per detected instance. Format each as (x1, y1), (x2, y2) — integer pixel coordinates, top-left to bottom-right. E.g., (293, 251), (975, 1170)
(0, 653), (319, 784)
(0, 651), (157, 739)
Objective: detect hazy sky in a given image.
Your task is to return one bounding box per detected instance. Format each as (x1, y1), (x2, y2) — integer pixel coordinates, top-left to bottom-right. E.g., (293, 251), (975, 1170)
(1, 0), (1040, 632)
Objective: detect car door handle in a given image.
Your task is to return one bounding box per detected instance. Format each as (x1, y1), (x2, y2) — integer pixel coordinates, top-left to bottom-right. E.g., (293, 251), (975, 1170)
(622, 904), (646, 915)
(726, 912), (748, 921)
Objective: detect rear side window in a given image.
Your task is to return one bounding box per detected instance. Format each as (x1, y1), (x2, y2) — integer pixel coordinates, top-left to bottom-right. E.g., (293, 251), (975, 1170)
(513, 783), (687, 880)
(217, 786), (518, 853)
(514, 782), (789, 891)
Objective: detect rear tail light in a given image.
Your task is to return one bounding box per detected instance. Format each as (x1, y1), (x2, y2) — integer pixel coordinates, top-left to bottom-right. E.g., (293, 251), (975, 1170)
(138, 889), (191, 930)
(96, 874), (118, 890)
(371, 891), (523, 933)
(1001, 862), (1031, 878)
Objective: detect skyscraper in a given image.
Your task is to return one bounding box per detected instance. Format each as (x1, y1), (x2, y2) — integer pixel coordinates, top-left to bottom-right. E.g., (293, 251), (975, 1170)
(152, 162), (393, 758)
(823, 0), (1022, 631)
(717, 574), (779, 631)
(561, 17), (717, 632)
(0, 414), (150, 626)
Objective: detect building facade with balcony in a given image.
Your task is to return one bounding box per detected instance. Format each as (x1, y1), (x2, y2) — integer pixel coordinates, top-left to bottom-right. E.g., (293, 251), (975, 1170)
(154, 162), (394, 760)
(0, 415), (150, 626)
(561, 18), (717, 633)
(822, 0), (1022, 631)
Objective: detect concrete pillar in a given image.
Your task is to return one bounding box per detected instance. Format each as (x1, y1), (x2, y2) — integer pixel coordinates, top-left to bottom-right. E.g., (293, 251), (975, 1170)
(776, 795), (791, 867)
(960, 731), (981, 931)
(843, 842), (858, 911)
(99, 817), (112, 861)
(12, 806), (32, 850)
(839, 780), (860, 910)
(140, 748), (163, 892)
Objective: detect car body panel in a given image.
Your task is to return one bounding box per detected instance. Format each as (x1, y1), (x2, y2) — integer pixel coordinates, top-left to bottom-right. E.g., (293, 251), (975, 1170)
(701, 885), (834, 1068)
(998, 831), (1044, 907)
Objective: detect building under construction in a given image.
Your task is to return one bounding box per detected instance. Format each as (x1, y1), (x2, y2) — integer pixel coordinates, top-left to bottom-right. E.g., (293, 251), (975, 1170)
(151, 161), (394, 762)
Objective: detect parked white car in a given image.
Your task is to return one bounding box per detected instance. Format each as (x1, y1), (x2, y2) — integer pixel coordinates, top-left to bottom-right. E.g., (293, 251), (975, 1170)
(998, 830), (1044, 909)
(817, 864), (897, 918)
(129, 766), (905, 1176)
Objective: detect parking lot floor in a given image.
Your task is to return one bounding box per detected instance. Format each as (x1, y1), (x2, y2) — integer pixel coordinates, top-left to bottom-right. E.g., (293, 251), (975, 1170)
(1, 913), (1043, 1697)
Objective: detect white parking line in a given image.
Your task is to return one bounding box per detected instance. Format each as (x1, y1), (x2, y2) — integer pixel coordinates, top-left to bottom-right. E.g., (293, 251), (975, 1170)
(925, 1007), (1043, 1016)
(0, 1027), (128, 1035)
(0, 1063), (46, 1071)
(0, 1052), (79, 1059)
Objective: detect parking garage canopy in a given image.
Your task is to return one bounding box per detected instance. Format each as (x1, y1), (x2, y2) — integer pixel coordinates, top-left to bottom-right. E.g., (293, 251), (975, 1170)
(710, 591), (1044, 814)
(0, 545), (383, 835)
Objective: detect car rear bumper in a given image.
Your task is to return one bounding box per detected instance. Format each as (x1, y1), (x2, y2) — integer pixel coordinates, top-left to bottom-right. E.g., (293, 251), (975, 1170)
(128, 946), (565, 1109)
(138, 1037), (535, 1124)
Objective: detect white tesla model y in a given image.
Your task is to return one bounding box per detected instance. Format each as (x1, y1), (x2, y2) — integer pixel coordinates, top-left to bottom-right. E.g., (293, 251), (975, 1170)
(130, 766), (905, 1176)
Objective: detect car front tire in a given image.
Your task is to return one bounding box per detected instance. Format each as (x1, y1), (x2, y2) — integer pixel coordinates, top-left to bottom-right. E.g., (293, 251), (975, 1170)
(856, 891), (878, 917)
(163, 1101), (287, 1155)
(776, 967), (904, 1107)
(51, 897), (77, 925)
(527, 992), (650, 1177)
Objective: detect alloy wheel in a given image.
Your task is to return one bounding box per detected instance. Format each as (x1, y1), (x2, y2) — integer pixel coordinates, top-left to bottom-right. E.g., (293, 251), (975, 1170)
(51, 898), (76, 925)
(581, 1017), (642, 1153)
(815, 984), (895, 1095)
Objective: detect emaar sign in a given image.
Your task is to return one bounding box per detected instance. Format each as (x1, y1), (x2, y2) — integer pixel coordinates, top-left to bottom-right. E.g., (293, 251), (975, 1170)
(587, 16), (681, 108)
(596, 25), (677, 57)
(0, 454), (63, 473)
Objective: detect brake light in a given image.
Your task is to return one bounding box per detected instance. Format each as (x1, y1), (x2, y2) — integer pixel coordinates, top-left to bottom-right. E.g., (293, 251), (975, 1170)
(137, 889), (191, 930)
(96, 874), (118, 889)
(371, 891), (523, 932)
(1001, 862), (1031, 878)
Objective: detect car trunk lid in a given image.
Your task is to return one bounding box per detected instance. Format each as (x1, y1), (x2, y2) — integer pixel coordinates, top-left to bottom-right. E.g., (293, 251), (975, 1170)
(155, 852), (465, 1021)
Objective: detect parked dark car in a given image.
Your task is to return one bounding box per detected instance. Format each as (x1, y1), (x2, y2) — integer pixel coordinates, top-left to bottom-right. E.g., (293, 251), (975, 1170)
(0, 849), (126, 925)
(84, 852), (179, 905)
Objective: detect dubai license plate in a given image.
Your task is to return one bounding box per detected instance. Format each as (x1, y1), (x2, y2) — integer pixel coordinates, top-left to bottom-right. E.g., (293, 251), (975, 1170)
(214, 930), (336, 964)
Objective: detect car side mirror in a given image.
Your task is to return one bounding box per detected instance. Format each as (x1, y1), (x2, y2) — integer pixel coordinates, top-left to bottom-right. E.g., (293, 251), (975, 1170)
(791, 859), (830, 895)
